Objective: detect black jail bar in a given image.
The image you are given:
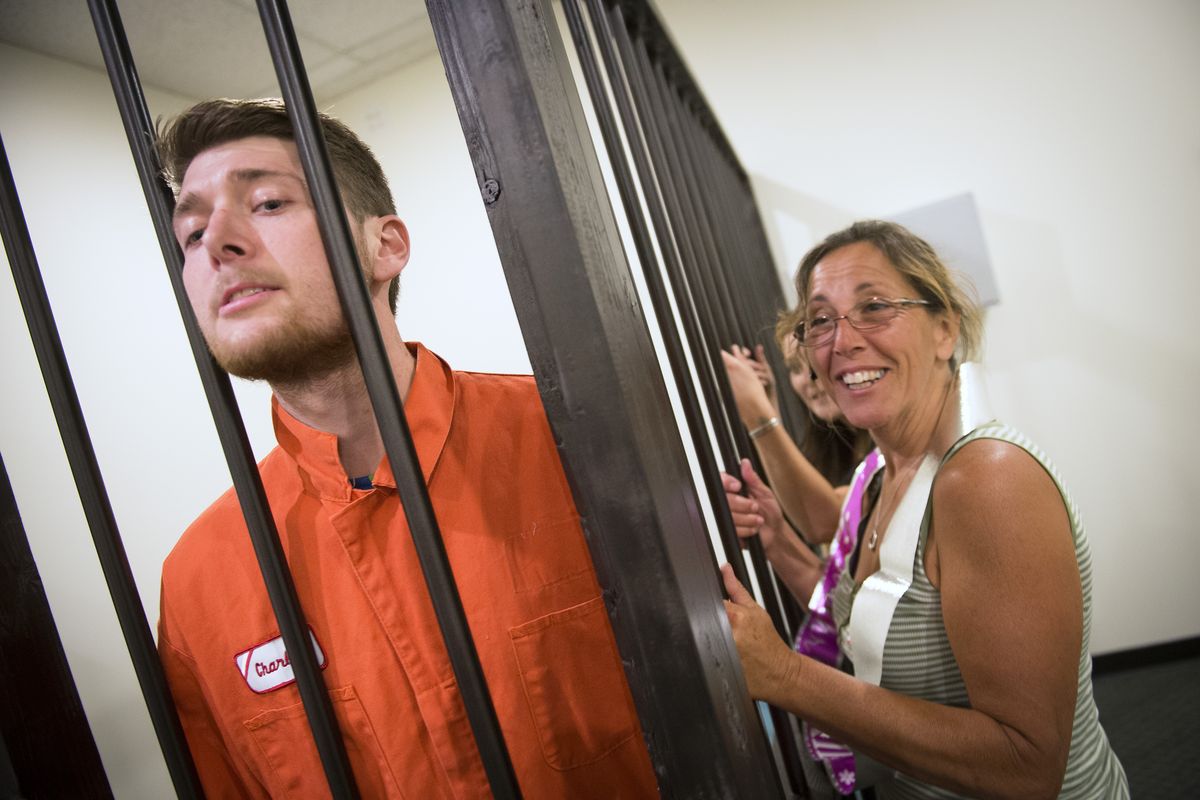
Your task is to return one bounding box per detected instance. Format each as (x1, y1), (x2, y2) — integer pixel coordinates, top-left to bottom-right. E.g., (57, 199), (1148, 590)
(561, 1), (808, 792)
(0, 445), (112, 800)
(602, 1), (798, 644)
(427, 0), (787, 796)
(558, 0), (752, 587)
(87, 0), (527, 795)
(630, 24), (802, 642)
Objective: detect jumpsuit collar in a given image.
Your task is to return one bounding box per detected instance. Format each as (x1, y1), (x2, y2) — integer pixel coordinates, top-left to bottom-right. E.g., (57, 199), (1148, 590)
(271, 342), (456, 501)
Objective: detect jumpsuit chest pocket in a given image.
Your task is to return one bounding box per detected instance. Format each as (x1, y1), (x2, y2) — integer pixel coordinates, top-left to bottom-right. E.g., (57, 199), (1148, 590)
(508, 595), (639, 770)
(243, 685), (404, 798)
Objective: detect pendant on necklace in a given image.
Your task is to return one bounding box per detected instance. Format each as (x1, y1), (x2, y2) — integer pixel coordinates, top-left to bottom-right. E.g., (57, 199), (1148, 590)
(867, 529), (879, 550)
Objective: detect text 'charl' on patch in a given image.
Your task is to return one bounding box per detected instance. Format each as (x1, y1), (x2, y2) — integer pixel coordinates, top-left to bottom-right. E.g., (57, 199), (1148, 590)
(234, 628), (327, 694)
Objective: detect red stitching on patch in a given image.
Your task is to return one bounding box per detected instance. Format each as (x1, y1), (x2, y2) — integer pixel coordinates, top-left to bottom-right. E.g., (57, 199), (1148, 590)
(232, 626), (326, 694)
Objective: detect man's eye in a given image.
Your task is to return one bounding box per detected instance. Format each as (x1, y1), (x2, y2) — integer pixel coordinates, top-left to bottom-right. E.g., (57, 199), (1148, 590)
(184, 228), (204, 246)
(257, 198), (286, 212)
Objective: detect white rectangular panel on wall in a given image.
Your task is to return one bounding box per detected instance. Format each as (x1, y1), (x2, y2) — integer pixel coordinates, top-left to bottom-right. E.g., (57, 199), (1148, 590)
(889, 192), (999, 307)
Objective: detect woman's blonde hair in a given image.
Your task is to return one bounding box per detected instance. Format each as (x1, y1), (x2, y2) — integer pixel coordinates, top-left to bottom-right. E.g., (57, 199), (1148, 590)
(775, 220), (983, 366)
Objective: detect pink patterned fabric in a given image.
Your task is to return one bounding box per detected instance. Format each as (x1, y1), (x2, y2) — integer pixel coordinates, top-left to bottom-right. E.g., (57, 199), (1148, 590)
(796, 449), (883, 795)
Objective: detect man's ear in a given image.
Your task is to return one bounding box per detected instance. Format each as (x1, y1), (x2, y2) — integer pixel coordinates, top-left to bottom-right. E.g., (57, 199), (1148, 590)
(369, 215), (410, 283)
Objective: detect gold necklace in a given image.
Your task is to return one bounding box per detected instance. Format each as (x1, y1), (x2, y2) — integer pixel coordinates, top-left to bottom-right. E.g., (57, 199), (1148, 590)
(868, 372), (959, 551)
(867, 461), (921, 551)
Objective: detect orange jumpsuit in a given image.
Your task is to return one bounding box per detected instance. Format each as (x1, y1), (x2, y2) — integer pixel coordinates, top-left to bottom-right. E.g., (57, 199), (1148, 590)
(158, 344), (658, 798)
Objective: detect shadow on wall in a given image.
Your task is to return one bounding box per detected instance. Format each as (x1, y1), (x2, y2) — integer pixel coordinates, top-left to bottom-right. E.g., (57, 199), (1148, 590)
(747, 172), (855, 303)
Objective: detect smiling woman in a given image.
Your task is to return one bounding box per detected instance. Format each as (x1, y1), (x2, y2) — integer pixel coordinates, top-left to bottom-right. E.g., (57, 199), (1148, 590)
(722, 220), (1129, 799)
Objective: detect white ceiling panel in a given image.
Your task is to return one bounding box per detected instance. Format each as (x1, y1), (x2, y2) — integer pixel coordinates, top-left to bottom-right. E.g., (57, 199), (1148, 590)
(0, 0), (432, 103)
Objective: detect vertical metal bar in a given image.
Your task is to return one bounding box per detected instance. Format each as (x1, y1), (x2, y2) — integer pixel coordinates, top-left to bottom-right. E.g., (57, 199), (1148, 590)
(635, 27), (804, 648)
(657, 83), (812, 798)
(425, 0), (782, 795)
(670, 97), (814, 686)
(614, 8), (796, 637)
(670, 91), (755, 348)
(663, 81), (792, 455)
(559, 0), (749, 583)
(595, 4), (801, 681)
(0, 130), (197, 799)
(84, 2), (358, 796)
(602, 11), (805, 711)
(614, 12), (807, 794)
(565, 5), (802, 796)
(606, 7), (739, 463)
(696, 126), (809, 450)
(689, 122), (767, 350)
(664, 34), (820, 791)
(636, 52), (739, 352)
(253, 2), (521, 797)
(0, 726), (18, 799)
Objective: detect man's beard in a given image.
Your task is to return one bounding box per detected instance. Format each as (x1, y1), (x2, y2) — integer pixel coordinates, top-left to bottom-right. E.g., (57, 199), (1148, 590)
(213, 233), (375, 386)
(210, 313), (357, 386)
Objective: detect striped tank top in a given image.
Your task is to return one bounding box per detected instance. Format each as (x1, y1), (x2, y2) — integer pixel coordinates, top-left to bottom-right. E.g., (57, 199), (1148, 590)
(830, 422), (1128, 799)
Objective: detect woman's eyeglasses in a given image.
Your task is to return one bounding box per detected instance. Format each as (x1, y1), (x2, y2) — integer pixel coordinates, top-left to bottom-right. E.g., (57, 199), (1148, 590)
(793, 297), (932, 348)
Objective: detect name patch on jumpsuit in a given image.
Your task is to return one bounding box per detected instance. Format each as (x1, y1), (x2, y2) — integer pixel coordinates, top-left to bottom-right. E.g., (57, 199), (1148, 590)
(234, 629), (327, 694)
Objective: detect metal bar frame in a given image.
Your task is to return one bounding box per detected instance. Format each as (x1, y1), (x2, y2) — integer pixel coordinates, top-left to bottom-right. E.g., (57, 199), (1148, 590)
(603, 6), (806, 792)
(562, 3), (810, 793)
(84, 0), (524, 795)
(649, 58), (811, 792)
(425, 0), (783, 795)
(558, 0), (749, 586)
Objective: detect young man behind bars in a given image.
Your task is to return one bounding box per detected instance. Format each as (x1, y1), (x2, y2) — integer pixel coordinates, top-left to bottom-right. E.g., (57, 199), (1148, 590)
(155, 98), (657, 798)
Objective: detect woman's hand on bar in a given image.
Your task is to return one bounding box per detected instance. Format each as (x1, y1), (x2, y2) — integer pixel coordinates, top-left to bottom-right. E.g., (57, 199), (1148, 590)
(722, 346), (777, 426)
(721, 459), (783, 549)
(720, 563), (799, 702)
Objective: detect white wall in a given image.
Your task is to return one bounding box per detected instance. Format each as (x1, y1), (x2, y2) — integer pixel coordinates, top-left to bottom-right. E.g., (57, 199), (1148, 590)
(2, 0), (1196, 794)
(653, 0), (1200, 652)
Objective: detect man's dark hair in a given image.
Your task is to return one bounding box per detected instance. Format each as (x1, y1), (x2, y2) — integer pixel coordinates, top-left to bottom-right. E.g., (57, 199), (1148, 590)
(157, 98), (401, 313)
